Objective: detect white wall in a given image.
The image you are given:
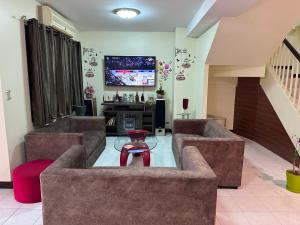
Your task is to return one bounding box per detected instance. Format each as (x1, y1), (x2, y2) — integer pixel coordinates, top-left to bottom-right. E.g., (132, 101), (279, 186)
(195, 23), (219, 118)
(172, 24), (219, 119)
(173, 28), (197, 118)
(79, 31), (175, 128)
(0, 0), (38, 181)
(0, 78), (11, 181)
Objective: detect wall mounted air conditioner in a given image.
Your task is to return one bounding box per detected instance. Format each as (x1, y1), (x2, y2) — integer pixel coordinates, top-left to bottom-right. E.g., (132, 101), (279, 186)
(39, 6), (77, 38)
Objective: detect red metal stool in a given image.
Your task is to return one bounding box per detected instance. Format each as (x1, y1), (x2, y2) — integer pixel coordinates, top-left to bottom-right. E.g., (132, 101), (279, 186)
(127, 130), (148, 142)
(13, 159), (54, 203)
(120, 144), (150, 167)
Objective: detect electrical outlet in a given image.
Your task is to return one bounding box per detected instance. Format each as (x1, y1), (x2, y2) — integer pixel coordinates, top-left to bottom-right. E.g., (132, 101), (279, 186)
(5, 90), (12, 101)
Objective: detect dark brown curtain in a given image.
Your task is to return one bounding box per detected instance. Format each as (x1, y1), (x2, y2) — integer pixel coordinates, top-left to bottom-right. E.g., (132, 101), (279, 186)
(25, 19), (84, 127)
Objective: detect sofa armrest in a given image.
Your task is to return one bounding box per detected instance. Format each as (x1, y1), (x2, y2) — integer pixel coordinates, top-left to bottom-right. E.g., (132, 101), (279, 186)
(25, 133), (83, 161)
(69, 116), (106, 133)
(173, 119), (207, 135)
(182, 146), (216, 177)
(45, 145), (86, 169)
(180, 136), (245, 150)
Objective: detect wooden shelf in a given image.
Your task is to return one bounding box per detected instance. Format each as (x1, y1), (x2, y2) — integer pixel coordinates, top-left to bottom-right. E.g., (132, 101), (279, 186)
(102, 102), (155, 136)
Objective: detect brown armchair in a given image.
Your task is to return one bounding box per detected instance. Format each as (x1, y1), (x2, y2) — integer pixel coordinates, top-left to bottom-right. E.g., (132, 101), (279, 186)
(172, 119), (245, 188)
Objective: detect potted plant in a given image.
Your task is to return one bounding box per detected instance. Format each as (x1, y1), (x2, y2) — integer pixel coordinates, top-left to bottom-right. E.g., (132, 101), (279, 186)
(156, 86), (165, 99)
(84, 84), (95, 99)
(286, 135), (300, 193)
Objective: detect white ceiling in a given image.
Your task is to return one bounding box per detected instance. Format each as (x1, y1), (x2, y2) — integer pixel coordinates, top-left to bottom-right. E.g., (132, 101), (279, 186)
(37, 0), (206, 32)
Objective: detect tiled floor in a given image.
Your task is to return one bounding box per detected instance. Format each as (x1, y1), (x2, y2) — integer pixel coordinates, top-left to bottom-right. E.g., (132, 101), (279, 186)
(1, 136), (300, 225)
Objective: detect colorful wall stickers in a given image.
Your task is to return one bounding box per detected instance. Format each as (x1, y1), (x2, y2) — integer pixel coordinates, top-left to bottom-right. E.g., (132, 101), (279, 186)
(82, 47), (101, 78)
(175, 48), (195, 81)
(156, 60), (172, 84)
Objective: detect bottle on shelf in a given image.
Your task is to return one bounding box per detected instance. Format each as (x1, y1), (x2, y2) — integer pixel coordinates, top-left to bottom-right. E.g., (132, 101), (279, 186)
(115, 91), (119, 102)
(135, 92), (139, 102)
(141, 93), (145, 102)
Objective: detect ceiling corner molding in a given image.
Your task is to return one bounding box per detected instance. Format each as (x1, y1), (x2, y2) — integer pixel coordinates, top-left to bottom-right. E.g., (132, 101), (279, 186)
(187, 0), (216, 38)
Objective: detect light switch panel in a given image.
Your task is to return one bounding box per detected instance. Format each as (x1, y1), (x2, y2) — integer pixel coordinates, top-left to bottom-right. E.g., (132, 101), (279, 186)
(5, 90), (12, 101)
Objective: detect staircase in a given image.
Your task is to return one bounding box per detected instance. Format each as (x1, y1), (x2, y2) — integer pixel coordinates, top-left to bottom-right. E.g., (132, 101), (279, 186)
(261, 38), (300, 145)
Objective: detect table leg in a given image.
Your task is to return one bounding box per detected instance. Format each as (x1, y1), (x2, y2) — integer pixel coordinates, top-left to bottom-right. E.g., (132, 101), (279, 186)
(120, 148), (129, 166)
(142, 150), (150, 167)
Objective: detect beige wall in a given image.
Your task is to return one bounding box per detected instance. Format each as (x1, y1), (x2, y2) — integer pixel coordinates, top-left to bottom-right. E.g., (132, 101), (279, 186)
(0, 0), (38, 181)
(209, 65), (265, 78)
(207, 76), (237, 130)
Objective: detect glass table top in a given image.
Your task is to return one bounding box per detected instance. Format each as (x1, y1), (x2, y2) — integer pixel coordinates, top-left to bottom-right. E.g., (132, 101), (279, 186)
(114, 136), (158, 153)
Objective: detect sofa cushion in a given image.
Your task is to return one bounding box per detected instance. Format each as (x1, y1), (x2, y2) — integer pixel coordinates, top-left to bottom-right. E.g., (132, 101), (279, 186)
(82, 131), (105, 157)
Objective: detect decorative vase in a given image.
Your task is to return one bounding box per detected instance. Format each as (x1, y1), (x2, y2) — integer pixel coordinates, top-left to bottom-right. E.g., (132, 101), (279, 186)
(86, 93), (93, 99)
(135, 92), (139, 102)
(183, 98), (189, 111)
(141, 93), (145, 102)
(286, 170), (300, 193)
(157, 94), (164, 99)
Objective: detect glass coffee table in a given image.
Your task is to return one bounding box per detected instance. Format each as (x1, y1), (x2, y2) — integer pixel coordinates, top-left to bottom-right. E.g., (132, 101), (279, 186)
(114, 134), (158, 167)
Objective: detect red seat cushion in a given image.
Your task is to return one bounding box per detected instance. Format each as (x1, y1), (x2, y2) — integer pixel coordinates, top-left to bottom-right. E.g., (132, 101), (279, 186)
(13, 159), (54, 203)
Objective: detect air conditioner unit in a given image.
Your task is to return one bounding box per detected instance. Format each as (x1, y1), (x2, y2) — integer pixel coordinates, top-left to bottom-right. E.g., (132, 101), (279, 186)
(39, 6), (77, 38)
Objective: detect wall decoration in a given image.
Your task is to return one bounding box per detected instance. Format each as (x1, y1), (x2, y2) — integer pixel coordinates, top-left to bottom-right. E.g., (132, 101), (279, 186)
(85, 68), (95, 78)
(175, 48), (195, 81)
(156, 60), (172, 82)
(84, 83), (95, 99)
(82, 47), (101, 78)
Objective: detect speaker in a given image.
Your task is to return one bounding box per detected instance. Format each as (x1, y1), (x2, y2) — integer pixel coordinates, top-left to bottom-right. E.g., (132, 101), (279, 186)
(84, 98), (97, 116)
(155, 99), (165, 128)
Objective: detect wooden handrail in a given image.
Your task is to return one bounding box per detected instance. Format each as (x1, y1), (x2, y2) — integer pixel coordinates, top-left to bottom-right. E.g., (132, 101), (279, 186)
(283, 38), (300, 62)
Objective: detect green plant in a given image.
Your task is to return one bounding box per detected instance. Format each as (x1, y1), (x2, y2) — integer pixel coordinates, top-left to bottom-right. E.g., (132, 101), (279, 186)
(291, 135), (300, 175)
(156, 86), (165, 95)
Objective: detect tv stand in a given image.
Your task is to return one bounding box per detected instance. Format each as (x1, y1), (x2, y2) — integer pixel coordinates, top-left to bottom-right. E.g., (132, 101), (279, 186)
(101, 102), (155, 136)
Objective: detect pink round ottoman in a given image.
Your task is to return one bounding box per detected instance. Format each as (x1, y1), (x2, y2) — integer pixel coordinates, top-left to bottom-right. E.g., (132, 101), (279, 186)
(13, 159), (54, 203)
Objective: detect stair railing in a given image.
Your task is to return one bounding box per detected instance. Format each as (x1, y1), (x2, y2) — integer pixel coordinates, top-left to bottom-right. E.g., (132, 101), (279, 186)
(268, 38), (300, 112)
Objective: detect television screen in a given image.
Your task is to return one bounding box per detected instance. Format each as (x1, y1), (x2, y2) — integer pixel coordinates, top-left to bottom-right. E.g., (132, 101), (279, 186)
(104, 56), (156, 87)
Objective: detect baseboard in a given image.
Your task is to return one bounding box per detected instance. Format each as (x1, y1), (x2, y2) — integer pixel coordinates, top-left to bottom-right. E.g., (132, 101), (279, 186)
(218, 186), (238, 189)
(0, 182), (13, 189)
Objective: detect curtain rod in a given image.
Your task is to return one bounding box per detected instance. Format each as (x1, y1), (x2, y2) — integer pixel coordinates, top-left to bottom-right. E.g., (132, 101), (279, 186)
(12, 15), (28, 24)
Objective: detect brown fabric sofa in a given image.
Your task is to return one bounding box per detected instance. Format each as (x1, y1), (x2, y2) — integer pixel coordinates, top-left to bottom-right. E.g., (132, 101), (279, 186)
(25, 116), (106, 167)
(41, 145), (217, 225)
(172, 119), (245, 188)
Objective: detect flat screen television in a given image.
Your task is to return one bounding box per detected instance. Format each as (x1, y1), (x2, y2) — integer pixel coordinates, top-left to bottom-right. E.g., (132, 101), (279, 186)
(104, 56), (156, 87)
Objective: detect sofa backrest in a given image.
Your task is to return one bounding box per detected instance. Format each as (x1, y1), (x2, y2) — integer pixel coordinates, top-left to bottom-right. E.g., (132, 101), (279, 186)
(34, 117), (71, 133)
(173, 119), (207, 135)
(203, 120), (237, 138)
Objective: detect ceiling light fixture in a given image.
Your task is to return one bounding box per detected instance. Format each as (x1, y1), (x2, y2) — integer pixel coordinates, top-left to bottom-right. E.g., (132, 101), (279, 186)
(113, 8), (140, 19)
